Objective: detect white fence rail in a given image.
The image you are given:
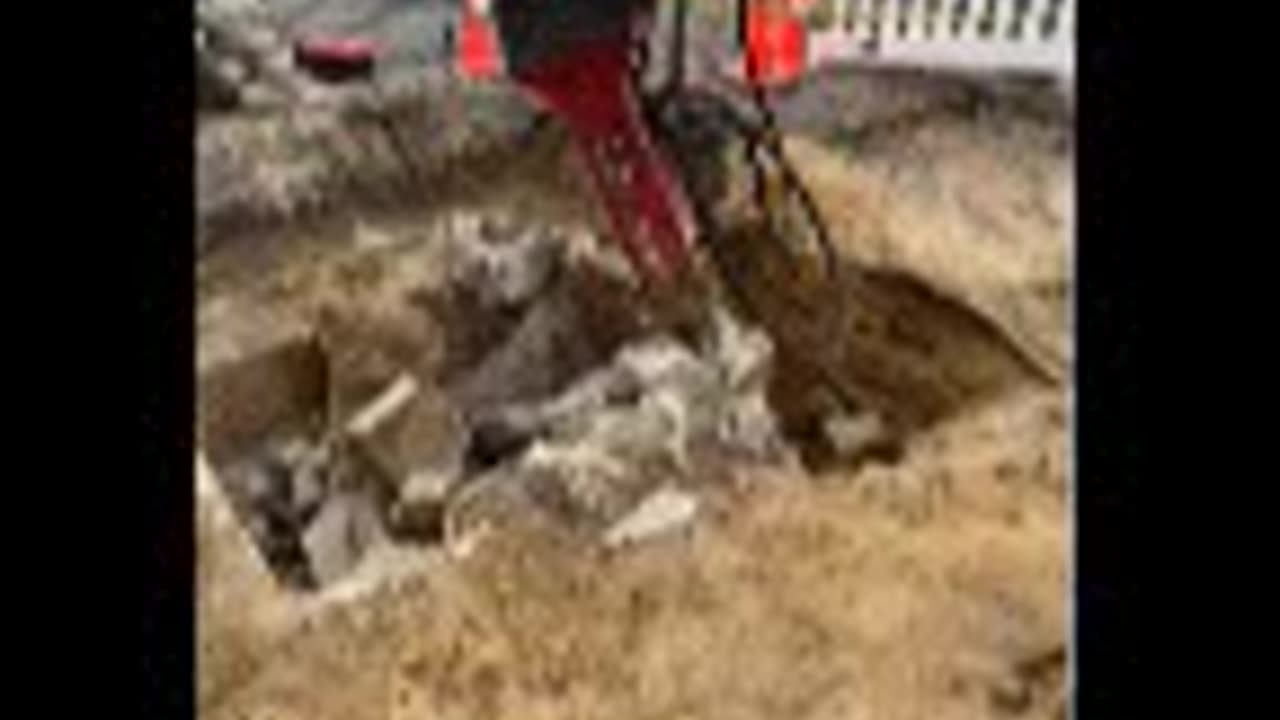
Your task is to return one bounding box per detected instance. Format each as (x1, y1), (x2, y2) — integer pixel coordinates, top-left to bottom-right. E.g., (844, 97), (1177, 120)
(806, 0), (1074, 83)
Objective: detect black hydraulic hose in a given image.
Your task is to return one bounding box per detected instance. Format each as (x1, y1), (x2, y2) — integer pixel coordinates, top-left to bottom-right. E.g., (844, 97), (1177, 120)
(669, 0), (688, 92)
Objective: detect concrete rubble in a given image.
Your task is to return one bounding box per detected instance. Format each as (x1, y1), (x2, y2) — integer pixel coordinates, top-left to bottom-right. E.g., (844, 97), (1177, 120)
(822, 411), (899, 465)
(603, 487), (700, 548)
(430, 211), (795, 545)
(199, 207), (803, 591)
(442, 314), (790, 541)
(302, 491), (388, 586)
(444, 213), (562, 309)
(344, 373), (466, 496)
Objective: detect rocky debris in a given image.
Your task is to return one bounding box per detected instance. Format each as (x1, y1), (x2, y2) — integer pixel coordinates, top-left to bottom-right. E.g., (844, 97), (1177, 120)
(717, 391), (790, 463)
(201, 199), (1046, 591)
(447, 285), (607, 418)
(469, 304), (789, 467)
(197, 71), (540, 252)
(342, 373), (467, 531)
(201, 209), (803, 587)
(389, 467), (458, 541)
(287, 440), (330, 519)
(198, 42), (244, 112)
(426, 217), (644, 424)
(822, 411), (902, 466)
(430, 223), (793, 544)
(344, 373), (420, 438)
(220, 442), (316, 589)
(710, 306), (773, 388)
(444, 213), (563, 309)
(303, 491), (389, 586)
(351, 220), (397, 251)
(197, 0), (303, 113)
(216, 428), (392, 589)
(445, 321), (789, 541)
(603, 487), (700, 548)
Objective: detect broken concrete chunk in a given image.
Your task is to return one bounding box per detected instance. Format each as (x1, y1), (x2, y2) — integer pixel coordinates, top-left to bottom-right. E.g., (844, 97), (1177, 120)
(823, 411), (899, 463)
(603, 488), (700, 548)
(302, 492), (387, 586)
(486, 229), (561, 307)
(513, 436), (677, 532)
(446, 213), (562, 309)
(198, 201), (812, 582)
(710, 308), (775, 390)
(345, 374), (420, 438)
(353, 221), (398, 251)
(718, 391), (790, 462)
(238, 455), (292, 510)
(515, 364), (634, 433)
(443, 466), (540, 543)
(579, 399), (684, 468)
(613, 338), (728, 450)
(616, 335), (708, 387)
(345, 374), (466, 491)
(402, 468), (457, 505)
(291, 459), (328, 521)
(449, 288), (605, 414)
(524, 443), (628, 514)
(389, 468), (461, 541)
(442, 311), (794, 539)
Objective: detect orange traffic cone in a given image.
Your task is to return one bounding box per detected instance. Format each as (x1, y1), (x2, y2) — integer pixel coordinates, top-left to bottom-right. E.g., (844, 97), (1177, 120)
(740, 0), (809, 87)
(456, 0), (501, 80)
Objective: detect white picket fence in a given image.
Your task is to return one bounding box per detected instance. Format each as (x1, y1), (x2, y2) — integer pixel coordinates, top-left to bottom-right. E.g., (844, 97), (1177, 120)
(806, 0), (1075, 83)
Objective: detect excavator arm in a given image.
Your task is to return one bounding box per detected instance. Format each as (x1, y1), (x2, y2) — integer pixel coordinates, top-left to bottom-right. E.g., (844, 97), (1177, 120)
(485, 0), (695, 285)
(466, 0), (812, 286)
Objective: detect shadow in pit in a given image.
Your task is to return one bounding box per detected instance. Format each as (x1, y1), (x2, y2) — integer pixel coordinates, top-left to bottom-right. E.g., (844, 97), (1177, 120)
(711, 218), (1061, 471)
(653, 88), (1061, 471)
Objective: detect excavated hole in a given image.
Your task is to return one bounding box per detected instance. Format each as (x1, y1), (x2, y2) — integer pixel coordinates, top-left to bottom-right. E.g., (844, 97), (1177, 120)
(197, 208), (1041, 591)
(198, 214), (663, 591)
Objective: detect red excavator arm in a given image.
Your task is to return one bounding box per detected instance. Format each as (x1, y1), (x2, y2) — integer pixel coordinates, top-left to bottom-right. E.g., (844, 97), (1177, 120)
(468, 0), (693, 284)
(458, 0), (810, 286)
(513, 35), (696, 284)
